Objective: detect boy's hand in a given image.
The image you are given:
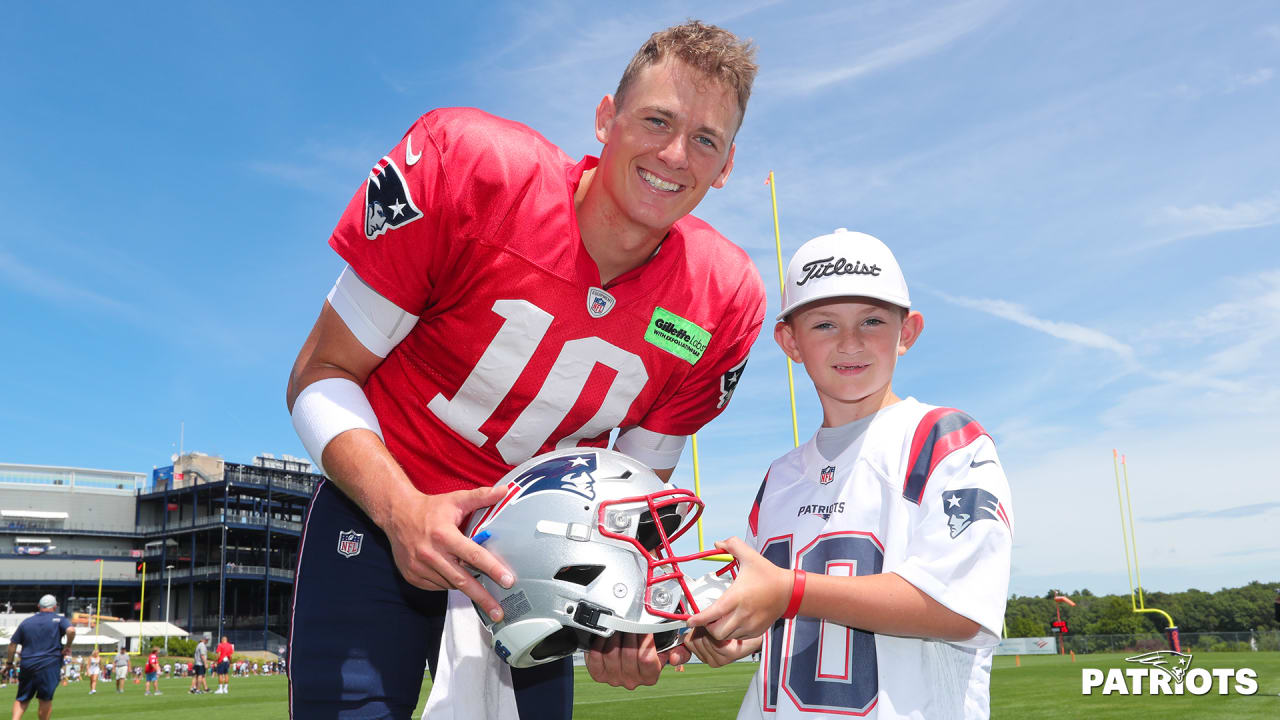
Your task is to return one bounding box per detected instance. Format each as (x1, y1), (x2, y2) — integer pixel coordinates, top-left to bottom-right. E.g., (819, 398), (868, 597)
(687, 536), (792, 640)
(683, 628), (762, 668)
(585, 632), (684, 690)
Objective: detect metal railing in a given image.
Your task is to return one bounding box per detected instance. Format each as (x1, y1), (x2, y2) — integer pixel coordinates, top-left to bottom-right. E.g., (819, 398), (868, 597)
(1, 547), (142, 559)
(1, 521), (137, 535)
(136, 512), (301, 536)
(145, 565), (295, 582)
(0, 568), (138, 582)
(191, 614), (288, 631)
(226, 467), (318, 496)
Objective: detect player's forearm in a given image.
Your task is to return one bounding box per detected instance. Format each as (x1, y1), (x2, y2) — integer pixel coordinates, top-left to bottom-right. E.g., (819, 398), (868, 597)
(321, 429), (421, 530)
(797, 571), (980, 643)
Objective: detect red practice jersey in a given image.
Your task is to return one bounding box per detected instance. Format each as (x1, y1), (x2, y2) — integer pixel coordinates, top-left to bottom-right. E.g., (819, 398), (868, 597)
(329, 108), (766, 494)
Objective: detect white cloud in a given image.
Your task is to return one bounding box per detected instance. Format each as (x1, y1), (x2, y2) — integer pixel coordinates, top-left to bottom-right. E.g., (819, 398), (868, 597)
(771, 0), (1008, 96)
(0, 247), (132, 316)
(935, 291), (1138, 363)
(1146, 193), (1280, 245)
(1224, 67), (1274, 94)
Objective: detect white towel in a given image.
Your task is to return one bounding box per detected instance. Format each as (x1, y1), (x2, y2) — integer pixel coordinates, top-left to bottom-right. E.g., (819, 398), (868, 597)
(421, 590), (519, 719)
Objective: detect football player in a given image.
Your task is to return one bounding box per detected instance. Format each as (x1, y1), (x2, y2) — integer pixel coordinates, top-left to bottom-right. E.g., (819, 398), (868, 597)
(285, 20), (765, 720)
(684, 230), (1014, 719)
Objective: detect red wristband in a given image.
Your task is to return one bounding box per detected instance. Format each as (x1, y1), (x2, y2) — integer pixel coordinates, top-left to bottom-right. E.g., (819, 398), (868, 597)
(781, 569), (806, 620)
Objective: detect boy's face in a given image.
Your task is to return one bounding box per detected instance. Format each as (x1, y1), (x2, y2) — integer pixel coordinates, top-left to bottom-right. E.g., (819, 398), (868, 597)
(775, 296), (923, 426)
(593, 57), (738, 236)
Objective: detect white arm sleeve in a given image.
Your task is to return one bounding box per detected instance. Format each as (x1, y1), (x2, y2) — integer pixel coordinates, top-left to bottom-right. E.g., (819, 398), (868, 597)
(326, 265), (419, 358)
(613, 426), (688, 471)
(290, 377), (384, 477)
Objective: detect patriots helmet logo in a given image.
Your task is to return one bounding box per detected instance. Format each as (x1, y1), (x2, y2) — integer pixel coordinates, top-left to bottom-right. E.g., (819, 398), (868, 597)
(365, 156), (422, 239)
(510, 453), (599, 501)
(943, 488), (1010, 538)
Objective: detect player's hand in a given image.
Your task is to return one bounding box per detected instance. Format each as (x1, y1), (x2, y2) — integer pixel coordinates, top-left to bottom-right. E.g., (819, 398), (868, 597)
(585, 632), (682, 689)
(383, 484), (514, 622)
(687, 536), (792, 641)
(683, 627), (761, 668)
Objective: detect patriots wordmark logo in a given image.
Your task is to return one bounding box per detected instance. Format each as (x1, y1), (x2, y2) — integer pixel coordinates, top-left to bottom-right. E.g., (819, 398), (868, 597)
(1126, 651), (1193, 686)
(1083, 651), (1258, 695)
(943, 488), (1011, 538)
(337, 530), (364, 558)
(796, 501), (845, 520)
(511, 453), (598, 501)
(819, 465), (836, 485)
(365, 156), (422, 240)
(717, 358), (747, 409)
(587, 287), (616, 318)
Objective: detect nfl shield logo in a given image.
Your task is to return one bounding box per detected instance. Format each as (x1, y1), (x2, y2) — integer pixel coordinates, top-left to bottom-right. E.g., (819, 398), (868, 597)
(819, 465), (836, 485)
(337, 530), (363, 558)
(586, 287), (615, 318)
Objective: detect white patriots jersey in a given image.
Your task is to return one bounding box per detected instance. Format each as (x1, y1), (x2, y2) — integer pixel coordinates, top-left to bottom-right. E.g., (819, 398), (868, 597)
(738, 398), (1013, 720)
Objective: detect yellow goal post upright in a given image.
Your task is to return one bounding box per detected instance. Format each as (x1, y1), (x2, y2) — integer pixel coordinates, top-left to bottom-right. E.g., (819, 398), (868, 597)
(1112, 450), (1179, 651)
(692, 171), (801, 563)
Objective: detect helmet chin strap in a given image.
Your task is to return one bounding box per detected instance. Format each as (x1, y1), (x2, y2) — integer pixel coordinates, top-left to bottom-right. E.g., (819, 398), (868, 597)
(595, 613), (687, 635)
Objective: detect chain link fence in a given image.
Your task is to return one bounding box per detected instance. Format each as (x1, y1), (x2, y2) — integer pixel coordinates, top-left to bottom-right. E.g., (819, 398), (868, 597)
(1060, 629), (1280, 654)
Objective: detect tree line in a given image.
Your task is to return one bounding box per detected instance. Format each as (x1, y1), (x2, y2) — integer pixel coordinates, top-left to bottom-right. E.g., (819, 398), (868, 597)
(1004, 580), (1280, 637)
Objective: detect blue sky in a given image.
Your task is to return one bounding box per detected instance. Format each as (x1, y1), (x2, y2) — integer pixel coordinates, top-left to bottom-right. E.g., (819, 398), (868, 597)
(2, 1), (1277, 600)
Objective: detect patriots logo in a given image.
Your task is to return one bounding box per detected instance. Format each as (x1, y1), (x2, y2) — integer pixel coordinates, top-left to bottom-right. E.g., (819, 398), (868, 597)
(942, 488), (1011, 538)
(510, 453), (599, 501)
(717, 358), (747, 409)
(365, 156), (422, 239)
(1125, 650), (1194, 685)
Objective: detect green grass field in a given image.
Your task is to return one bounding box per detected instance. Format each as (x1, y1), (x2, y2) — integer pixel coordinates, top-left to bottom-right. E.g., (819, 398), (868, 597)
(3, 652), (1275, 718)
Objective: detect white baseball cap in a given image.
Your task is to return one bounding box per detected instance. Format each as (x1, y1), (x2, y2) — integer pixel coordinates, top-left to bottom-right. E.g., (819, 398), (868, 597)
(38, 594), (57, 609)
(777, 228), (910, 321)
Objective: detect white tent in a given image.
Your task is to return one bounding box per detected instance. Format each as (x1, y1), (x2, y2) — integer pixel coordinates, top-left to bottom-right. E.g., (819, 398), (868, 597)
(100, 621), (188, 652)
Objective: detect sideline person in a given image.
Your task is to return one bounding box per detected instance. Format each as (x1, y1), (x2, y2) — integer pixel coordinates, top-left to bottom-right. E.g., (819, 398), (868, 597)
(5, 595), (75, 719)
(86, 649), (100, 695)
(189, 636), (209, 694)
(214, 636), (233, 694)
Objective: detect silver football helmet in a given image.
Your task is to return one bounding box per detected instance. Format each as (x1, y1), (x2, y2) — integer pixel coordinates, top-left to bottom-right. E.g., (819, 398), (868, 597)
(465, 448), (733, 668)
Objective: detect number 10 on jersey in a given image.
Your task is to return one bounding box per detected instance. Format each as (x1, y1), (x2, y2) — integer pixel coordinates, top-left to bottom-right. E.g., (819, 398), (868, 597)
(759, 532), (884, 716)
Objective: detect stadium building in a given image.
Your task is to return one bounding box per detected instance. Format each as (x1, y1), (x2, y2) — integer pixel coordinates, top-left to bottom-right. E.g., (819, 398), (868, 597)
(0, 453), (319, 651)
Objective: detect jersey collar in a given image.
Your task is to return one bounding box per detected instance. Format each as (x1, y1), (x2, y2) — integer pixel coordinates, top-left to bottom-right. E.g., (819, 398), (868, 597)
(568, 155), (686, 301)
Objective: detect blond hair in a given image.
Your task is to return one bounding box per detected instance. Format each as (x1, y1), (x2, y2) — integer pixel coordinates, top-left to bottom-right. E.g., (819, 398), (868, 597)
(614, 20), (758, 128)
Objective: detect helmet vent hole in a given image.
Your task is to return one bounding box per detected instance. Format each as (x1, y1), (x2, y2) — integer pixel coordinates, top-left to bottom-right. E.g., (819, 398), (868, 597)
(530, 627), (579, 661)
(553, 564), (606, 586)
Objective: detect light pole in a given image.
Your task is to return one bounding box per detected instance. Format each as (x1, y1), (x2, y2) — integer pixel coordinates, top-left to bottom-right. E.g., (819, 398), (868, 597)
(164, 565), (175, 654)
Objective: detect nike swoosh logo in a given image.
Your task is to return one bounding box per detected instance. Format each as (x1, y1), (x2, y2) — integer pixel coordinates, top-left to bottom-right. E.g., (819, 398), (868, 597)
(970, 459), (996, 469)
(406, 134), (422, 166)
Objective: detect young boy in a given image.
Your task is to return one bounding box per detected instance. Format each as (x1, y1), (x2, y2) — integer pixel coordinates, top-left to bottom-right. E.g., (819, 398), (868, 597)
(685, 229), (1013, 718)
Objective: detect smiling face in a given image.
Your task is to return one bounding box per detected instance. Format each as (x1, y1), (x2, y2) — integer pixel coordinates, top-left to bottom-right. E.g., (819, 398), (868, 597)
(775, 297), (923, 427)
(592, 58), (738, 239)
